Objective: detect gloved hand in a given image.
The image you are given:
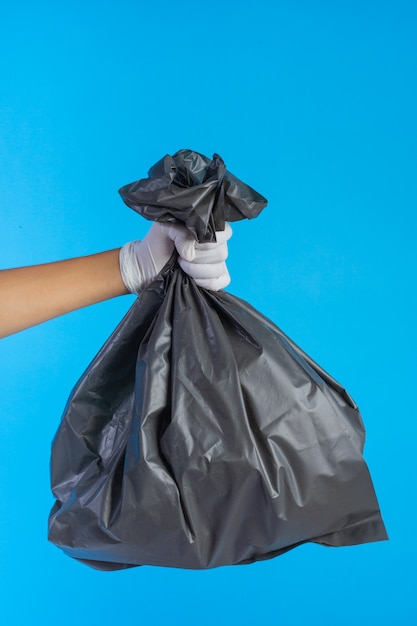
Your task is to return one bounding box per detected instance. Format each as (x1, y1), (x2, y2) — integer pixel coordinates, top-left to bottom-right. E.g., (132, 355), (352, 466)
(119, 222), (232, 294)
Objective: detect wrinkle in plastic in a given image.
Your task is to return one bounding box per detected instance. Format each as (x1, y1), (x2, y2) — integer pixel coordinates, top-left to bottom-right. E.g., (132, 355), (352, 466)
(49, 150), (387, 570)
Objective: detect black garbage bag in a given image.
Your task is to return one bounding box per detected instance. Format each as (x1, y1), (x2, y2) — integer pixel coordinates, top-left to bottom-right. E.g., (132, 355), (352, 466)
(48, 150), (387, 571)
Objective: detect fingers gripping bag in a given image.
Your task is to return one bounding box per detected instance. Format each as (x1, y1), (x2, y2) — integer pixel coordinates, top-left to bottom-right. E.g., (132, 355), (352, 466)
(48, 149), (388, 571)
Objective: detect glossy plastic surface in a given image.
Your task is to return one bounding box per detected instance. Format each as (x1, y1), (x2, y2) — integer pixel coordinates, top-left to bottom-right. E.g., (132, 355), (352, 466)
(49, 151), (387, 570)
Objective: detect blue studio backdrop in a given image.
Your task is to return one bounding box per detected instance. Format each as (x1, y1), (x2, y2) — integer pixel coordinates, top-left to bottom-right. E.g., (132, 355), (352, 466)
(1, 1), (416, 625)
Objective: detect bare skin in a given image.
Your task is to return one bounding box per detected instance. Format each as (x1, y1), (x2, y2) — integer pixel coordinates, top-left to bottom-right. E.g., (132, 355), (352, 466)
(0, 249), (128, 339)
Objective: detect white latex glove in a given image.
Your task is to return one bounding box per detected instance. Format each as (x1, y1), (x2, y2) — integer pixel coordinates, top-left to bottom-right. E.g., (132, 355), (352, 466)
(119, 222), (232, 294)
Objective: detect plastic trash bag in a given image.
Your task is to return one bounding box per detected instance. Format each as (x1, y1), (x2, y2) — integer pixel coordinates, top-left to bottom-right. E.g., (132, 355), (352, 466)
(48, 150), (388, 571)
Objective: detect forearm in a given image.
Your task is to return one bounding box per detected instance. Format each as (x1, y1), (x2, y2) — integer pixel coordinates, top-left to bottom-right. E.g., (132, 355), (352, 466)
(0, 249), (128, 338)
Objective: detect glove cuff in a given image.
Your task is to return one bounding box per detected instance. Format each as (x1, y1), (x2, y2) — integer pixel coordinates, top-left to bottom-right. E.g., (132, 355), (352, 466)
(119, 241), (144, 295)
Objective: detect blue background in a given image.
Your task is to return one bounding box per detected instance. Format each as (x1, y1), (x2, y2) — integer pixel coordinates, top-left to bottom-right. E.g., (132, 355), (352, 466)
(1, 1), (416, 624)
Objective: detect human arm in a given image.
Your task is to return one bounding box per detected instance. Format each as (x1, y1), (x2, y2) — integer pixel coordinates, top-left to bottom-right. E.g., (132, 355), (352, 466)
(0, 249), (127, 338)
(0, 222), (232, 338)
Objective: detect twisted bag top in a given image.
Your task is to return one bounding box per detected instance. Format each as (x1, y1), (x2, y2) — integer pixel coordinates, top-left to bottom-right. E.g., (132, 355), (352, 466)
(118, 149), (268, 242)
